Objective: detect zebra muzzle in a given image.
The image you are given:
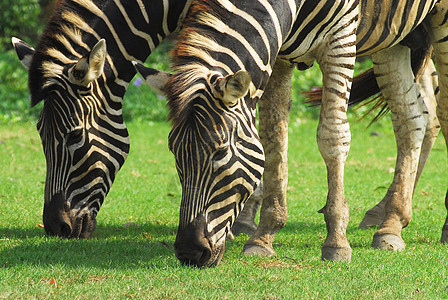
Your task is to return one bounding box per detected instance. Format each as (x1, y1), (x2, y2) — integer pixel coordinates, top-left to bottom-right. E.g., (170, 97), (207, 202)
(43, 192), (72, 238)
(174, 213), (225, 267)
(43, 192), (99, 239)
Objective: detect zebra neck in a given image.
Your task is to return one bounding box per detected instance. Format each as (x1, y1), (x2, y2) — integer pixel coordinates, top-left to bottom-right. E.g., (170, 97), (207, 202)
(30, 0), (191, 101)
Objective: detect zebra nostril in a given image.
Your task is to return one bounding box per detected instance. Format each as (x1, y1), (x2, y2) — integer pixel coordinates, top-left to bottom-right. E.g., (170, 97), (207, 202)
(198, 246), (212, 266)
(44, 227), (55, 236)
(59, 221), (72, 238)
(174, 214), (214, 267)
(43, 219), (72, 238)
(43, 192), (73, 237)
(176, 245), (212, 267)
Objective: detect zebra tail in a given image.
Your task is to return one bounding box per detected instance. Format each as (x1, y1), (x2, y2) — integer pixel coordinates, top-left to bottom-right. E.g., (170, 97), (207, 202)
(356, 36), (433, 126)
(304, 35), (432, 124)
(302, 68), (380, 108)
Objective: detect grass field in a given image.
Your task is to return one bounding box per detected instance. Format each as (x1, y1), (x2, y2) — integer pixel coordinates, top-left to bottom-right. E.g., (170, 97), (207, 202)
(1, 116), (447, 299)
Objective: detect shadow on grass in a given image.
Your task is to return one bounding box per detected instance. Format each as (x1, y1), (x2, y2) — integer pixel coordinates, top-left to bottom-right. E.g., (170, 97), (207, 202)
(274, 220), (379, 250)
(0, 223), (179, 270)
(1, 220), (379, 270)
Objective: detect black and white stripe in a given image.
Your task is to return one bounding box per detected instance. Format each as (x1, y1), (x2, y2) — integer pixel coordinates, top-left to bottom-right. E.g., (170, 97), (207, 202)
(13, 0), (192, 238)
(139, 0), (442, 266)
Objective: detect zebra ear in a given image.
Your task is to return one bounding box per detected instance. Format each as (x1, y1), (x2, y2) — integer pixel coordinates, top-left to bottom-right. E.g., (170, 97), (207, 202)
(69, 39), (107, 86)
(12, 37), (35, 70)
(132, 61), (172, 94)
(214, 70), (251, 106)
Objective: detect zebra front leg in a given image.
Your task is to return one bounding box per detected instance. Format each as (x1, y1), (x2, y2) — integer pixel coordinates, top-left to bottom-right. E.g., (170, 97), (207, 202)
(311, 19), (358, 261)
(371, 45), (426, 251)
(232, 181), (262, 236)
(443, 193), (448, 243)
(242, 59), (294, 256)
(316, 56), (354, 262)
(359, 59), (440, 229)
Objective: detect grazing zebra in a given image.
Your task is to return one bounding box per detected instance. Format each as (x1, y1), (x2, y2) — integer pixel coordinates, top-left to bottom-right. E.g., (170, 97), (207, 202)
(134, 0), (447, 266)
(12, 0), (192, 238)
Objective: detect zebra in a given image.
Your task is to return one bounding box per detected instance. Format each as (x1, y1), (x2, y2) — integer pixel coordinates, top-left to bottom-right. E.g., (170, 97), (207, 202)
(134, 0), (447, 266)
(12, 0), (192, 238)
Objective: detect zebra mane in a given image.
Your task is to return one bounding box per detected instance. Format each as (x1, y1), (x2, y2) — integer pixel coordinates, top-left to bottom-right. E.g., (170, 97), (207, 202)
(164, 65), (211, 127)
(166, 0), (230, 127)
(28, 0), (107, 106)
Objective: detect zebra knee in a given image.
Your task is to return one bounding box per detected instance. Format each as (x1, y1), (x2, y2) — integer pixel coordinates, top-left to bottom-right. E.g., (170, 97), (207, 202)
(316, 122), (351, 164)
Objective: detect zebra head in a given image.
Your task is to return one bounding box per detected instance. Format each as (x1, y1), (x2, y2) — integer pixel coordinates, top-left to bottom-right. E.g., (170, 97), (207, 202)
(13, 38), (130, 238)
(135, 63), (264, 267)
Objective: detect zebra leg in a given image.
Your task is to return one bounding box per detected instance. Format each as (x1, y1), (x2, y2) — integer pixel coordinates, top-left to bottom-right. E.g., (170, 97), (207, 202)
(242, 59), (294, 256)
(232, 181), (262, 236)
(359, 59), (440, 229)
(371, 45), (426, 251)
(443, 192), (448, 243)
(358, 196), (386, 229)
(413, 60), (440, 190)
(315, 48), (355, 262)
(429, 9), (448, 243)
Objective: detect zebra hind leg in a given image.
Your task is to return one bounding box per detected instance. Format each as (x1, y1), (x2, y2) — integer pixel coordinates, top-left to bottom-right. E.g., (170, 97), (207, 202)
(370, 45), (426, 251)
(242, 59), (294, 257)
(359, 58), (440, 229)
(429, 5), (448, 243)
(413, 59), (440, 192)
(358, 199), (386, 229)
(442, 192), (448, 243)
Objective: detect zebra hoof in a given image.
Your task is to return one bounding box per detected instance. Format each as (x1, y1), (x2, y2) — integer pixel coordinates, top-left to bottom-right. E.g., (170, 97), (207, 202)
(372, 233), (405, 251)
(321, 246), (352, 262)
(231, 221), (257, 236)
(242, 243), (276, 257)
(358, 212), (382, 229)
(441, 230), (448, 244)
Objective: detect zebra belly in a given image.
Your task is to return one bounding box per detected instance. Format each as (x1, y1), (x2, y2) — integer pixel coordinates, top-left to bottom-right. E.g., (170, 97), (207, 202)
(278, 0), (358, 63)
(355, 0), (437, 56)
(279, 0), (436, 62)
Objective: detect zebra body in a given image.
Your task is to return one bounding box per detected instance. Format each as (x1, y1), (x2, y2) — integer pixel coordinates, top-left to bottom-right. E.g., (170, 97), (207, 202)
(12, 0), (191, 238)
(135, 0), (445, 266)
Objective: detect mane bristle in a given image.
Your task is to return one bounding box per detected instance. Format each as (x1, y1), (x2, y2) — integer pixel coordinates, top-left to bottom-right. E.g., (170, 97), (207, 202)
(28, 0), (99, 105)
(164, 64), (209, 127)
(165, 0), (227, 127)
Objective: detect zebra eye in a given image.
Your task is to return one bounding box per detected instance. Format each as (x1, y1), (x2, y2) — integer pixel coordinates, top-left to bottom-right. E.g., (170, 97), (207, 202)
(213, 147), (228, 161)
(66, 128), (84, 147)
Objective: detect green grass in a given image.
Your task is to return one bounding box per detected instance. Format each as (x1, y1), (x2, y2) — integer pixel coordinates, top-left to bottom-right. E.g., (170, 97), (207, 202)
(1, 116), (447, 299)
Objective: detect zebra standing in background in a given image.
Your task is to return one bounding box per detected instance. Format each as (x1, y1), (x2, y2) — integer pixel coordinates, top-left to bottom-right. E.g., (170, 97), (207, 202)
(134, 0), (446, 266)
(12, 0), (193, 238)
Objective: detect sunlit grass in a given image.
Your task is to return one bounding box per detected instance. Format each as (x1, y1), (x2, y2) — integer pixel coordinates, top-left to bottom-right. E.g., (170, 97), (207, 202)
(1, 117), (447, 298)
